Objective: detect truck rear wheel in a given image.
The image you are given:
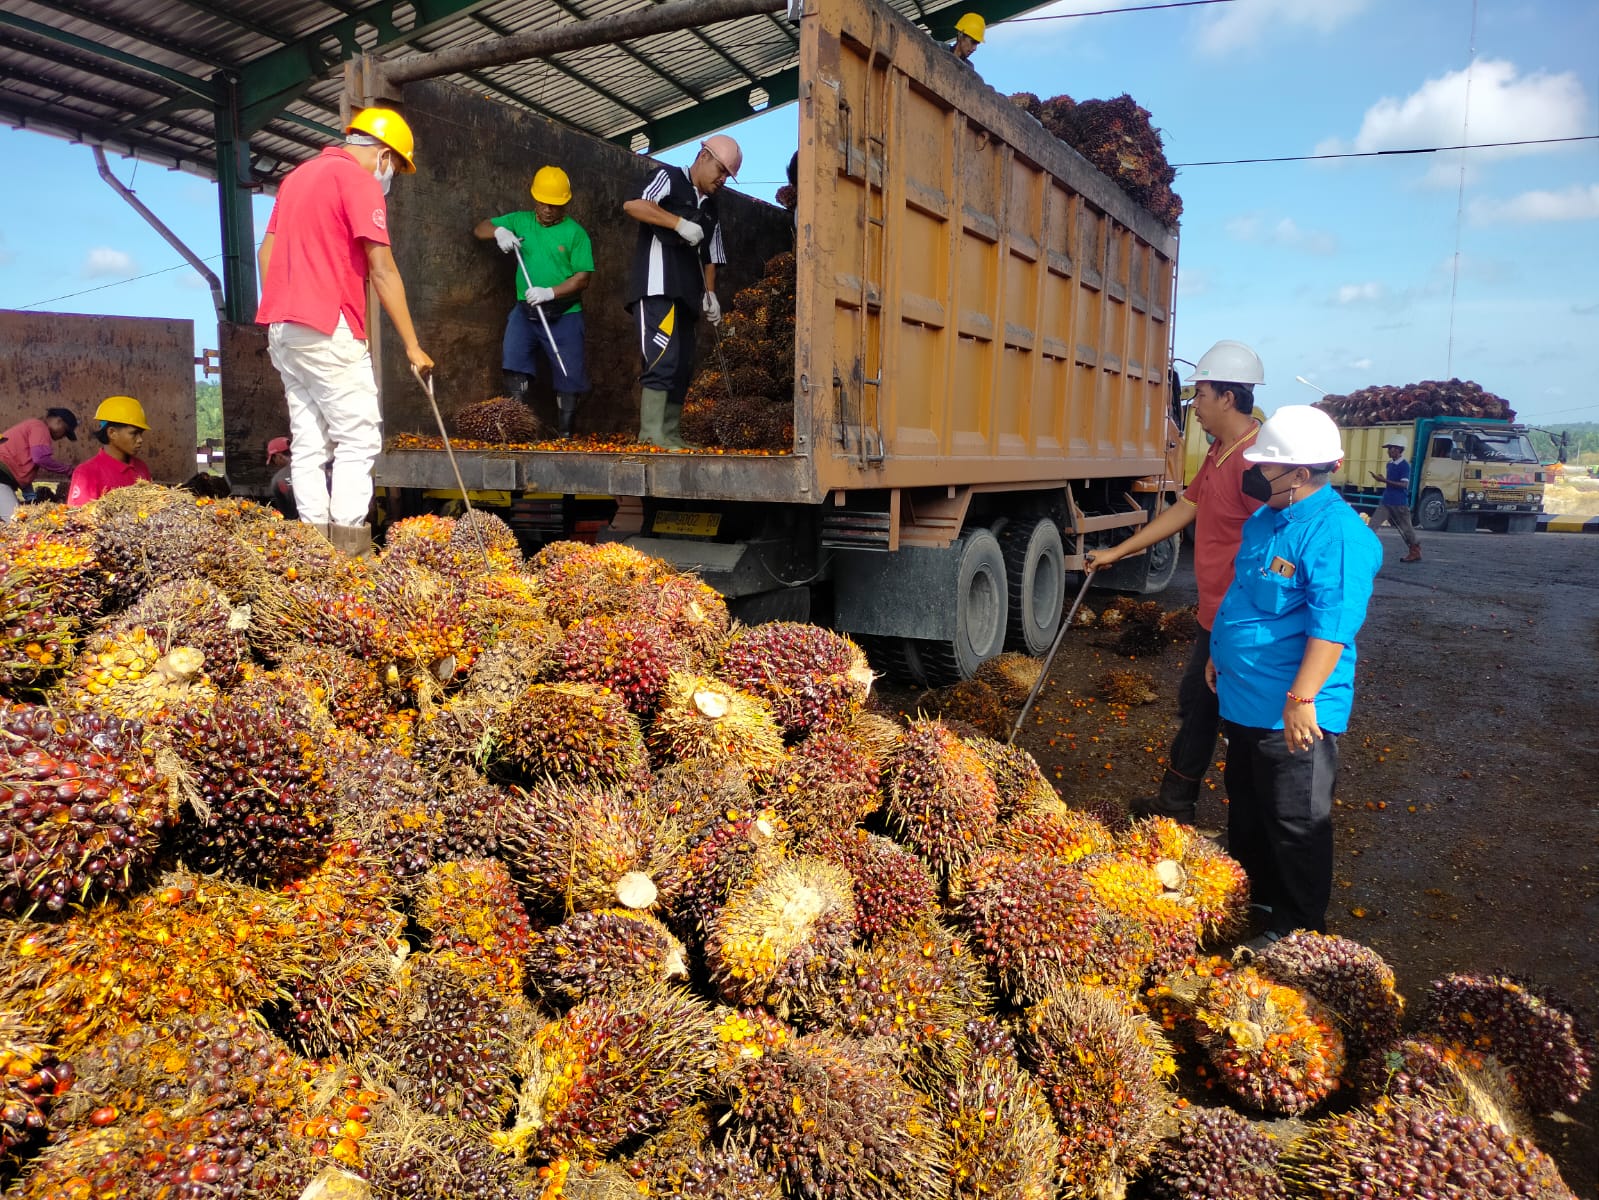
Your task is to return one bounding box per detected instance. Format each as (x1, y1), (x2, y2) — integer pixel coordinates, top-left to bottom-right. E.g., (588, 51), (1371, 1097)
(1417, 490), (1449, 532)
(1001, 518), (1065, 655)
(916, 530), (1009, 686)
(858, 634), (927, 687)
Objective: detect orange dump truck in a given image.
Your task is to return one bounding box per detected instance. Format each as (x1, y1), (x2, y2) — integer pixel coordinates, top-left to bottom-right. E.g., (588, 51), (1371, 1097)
(373, 0), (1183, 683)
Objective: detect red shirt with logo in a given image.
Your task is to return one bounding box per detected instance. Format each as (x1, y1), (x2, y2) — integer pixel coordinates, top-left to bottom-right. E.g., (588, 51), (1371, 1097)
(1182, 422), (1264, 630)
(67, 451), (151, 507)
(257, 148), (391, 339)
(0, 419), (67, 486)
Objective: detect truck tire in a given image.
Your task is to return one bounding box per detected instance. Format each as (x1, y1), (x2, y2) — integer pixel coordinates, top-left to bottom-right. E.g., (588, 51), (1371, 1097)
(729, 587), (811, 625)
(1139, 529), (1181, 595)
(916, 530), (1009, 686)
(1417, 490), (1449, 532)
(1001, 518), (1065, 655)
(858, 634), (927, 687)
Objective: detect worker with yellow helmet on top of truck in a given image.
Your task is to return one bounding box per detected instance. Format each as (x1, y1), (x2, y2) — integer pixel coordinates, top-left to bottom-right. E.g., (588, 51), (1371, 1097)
(950, 12), (985, 66)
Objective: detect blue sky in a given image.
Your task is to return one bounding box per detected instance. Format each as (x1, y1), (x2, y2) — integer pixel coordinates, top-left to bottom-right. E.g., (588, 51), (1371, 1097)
(2, 0), (1595, 424)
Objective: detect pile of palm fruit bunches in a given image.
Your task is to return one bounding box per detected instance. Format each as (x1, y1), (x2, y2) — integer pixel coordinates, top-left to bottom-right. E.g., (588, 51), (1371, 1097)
(0, 484), (1590, 1200)
(1316, 378), (1515, 424)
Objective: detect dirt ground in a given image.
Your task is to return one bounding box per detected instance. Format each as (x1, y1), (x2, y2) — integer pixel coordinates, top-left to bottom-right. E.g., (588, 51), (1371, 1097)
(887, 528), (1599, 1195)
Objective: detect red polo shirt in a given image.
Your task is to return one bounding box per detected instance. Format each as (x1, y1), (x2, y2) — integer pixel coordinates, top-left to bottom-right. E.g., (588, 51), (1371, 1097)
(67, 451), (151, 507)
(258, 148), (391, 339)
(1182, 422), (1264, 630)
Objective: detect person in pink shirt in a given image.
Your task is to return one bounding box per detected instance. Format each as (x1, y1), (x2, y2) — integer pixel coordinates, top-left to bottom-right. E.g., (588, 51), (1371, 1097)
(67, 396), (152, 507)
(0, 407), (78, 492)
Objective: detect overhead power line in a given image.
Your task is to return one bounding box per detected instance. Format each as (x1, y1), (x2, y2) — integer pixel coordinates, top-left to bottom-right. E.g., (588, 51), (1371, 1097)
(1174, 134), (1598, 167)
(1007, 0), (1233, 22)
(17, 252), (225, 310)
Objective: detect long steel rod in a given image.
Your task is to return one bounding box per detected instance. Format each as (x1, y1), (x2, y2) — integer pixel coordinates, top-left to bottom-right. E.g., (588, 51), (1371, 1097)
(1007, 572), (1095, 745)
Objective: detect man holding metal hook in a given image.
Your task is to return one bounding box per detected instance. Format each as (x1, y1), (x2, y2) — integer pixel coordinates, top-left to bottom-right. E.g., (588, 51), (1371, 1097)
(474, 165), (594, 439)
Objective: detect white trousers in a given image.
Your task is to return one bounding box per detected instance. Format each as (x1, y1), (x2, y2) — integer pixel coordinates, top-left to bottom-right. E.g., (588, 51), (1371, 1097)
(266, 316), (383, 527)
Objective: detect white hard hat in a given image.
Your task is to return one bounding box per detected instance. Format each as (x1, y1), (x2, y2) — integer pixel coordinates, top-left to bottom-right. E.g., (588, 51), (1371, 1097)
(1244, 405), (1345, 466)
(1187, 339), (1264, 386)
(1382, 439), (1405, 449)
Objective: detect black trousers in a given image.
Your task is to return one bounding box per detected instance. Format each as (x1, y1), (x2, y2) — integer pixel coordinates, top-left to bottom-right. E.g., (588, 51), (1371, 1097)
(632, 296), (697, 406)
(1169, 628), (1220, 784)
(1222, 720), (1339, 937)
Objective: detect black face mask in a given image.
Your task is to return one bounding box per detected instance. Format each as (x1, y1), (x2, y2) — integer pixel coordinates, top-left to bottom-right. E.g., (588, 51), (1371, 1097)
(1241, 464), (1298, 503)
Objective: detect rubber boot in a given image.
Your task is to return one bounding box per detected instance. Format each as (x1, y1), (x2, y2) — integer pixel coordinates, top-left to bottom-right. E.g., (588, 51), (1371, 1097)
(300, 521), (332, 544)
(328, 523), (373, 559)
(1401, 542), (1422, 563)
(638, 387), (683, 449)
(502, 370), (532, 404)
(662, 400), (695, 450)
(556, 393), (579, 440)
(1129, 768), (1199, 825)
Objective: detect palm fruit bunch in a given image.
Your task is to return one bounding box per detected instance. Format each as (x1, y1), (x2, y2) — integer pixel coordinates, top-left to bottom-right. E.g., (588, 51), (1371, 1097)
(971, 737), (1068, 817)
(369, 953), (523, 1124)
(915, 678), (1012, 740)
(973, 651), (1043, 708)
(501, 778), (679, 914)
(453, 394), (541, 443)
(649, 756), (757, 845)
(1137, 1105), (1285, 1200)
(381, 512), (459, 572)
(1099, 669), (1157, 706)
(524, 908), (688, 1007)
(804, 827), (937, 945)
(664, 808), (791, 945)
(629, 1121), (785, 1200)
(884, 718), (1000, 877)
(58, 627), (214, 725)
(280, 645), (410, 743)
(1019, 91), (1182, 226)
(1414, 972), (1594, 1115)
(530, 540), (672, 625)
(721, 1032), (951, 1200)
(1278, 1094), (1574, 1199)
(415, 857), (532, 998)
(650, 672), (786, 782)
(495, 681), (650, 787)
(495, 986), (716, 1161)
(1146, 956), (1345, 1116)
(1120, 816), (1250, 942)
(1078, 852), (1201, 975)
(681, 250), (797, 452)
(1020, 986), (1173, 1198)
(0, 525), (106, 687)
(167, 685), (332, 886)
(717, 622), (874, 738)
(621, 571), (730, 660)
(1316, 377), (1514, 424)
(0, 1010), (72, 1158)
(358, 1107), (541, 1199)
(1158, 605), (1201, 643)
(104, 576), (250, 688)
(939, 1037), (1060, 1200)
(761, 727), (882, 838)
(1349, 1035), (1528, 1135)
(455, 621), (560, 708)
(0, 703), (173, 913)
(991, 801), (1114, 864)
(705, 855), (856, 1014)
(1250, 931), (1404, 1058)
(555, 613), (690, 714)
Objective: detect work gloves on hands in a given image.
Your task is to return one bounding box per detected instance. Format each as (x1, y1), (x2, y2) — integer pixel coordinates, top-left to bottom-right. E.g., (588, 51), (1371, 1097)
(702, 291), (722, 326)
(493, 227), (522, 253)
(675, 217), (706, 247)
(525, 285), (557, 306)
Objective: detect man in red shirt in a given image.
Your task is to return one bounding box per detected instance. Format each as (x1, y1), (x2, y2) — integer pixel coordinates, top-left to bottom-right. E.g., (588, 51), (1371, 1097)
(257, 106), (434, 556)
(1086, 340), (1266, 824)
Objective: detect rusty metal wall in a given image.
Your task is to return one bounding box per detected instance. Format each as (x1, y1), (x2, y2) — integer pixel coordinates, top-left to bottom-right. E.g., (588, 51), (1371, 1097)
(218, 321), (287, 493)
(0, 309), (197, 485)
(380, 79), (793, 438)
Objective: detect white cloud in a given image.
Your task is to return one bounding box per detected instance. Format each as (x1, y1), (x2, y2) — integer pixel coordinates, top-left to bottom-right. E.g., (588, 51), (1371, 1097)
(1335, 282), (1387, 305)
(82, 247), (137, 278)
(1348, 357), (1373, 370)
(1317, 60), (1589, 184)
(1195, 0), (1372, 56)
(1469, 183), (1599, 224)
(1225, 214), (1338, 255)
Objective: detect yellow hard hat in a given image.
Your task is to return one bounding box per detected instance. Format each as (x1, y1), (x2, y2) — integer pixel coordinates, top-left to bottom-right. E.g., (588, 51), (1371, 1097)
(345, 107), (416, 173)
(95, 395), (149, 430)
(531, 166), (572, 206)
(955, 12), (986, 42)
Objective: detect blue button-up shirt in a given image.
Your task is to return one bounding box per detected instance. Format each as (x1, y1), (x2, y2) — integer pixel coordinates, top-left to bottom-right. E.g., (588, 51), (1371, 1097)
(1211, 484), (1382, 733)
(1381, 459), (1410, 507)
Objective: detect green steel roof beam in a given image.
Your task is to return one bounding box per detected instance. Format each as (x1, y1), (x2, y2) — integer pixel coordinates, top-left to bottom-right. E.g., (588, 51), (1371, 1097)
(617, 64), (797, 153)
(20, 0), (228, 68)
(0, 9), (216, 100)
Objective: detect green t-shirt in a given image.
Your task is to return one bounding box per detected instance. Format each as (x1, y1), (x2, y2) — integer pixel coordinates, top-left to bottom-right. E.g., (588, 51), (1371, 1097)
(491, 212), (595, 310)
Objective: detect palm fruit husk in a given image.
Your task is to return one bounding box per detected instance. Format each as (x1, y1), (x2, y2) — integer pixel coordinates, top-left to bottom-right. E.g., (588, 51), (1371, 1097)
(555, 613), (691, 714)
(167, 684), (333, 886)
(940, 1042), (1061, 1200)
(722, 1031), (951, 1200)
(884, 718), (1000, 877)
(0, 703), (175, 914)
(1019, 985), (1174, 1199)
(705, 855), (855, 1015)
(494, 681), (650, 788)
(1316, 377), (1515, 424)
(1277, 1094), (1575, 1199)
(649, 757), (758, 845)
(760, 726), (882, 838)
(718, 622), (874, 739)
(1146, 956), (1345, 1116)
(1350, 1035), (1530, 1136)
(1120, 816), (1250, 942)
(453, 395), (540, 443)
(495, 985), (717, 1161)
(1099, 669), (1157, 705)
(1250, 931), (1404, 1059)
(500, 777), (681, 915)
(1158, 605), (1201, 642)
(803, 827), (937, 945)
(0, 1009), (70, 1159)
(665, 808), (792, 945)
(415, 857), (532, 998)
(525, 908), (689, 1007)
(1414, 972), (1595, 1115)
(916, 678), (1012, 740)
(650, 671), (786, 782)
(973, 652), (1044, 708)
(103, 575), (250, 688)
(968, 736), (1064, 817)
(1139, 1105), (1286, 1200)
(366, 952), (527, 1125)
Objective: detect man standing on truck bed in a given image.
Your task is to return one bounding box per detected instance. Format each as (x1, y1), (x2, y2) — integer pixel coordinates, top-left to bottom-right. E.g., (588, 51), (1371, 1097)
(1369, 440), (1422, 562)
(622, 135), (740, 449)
(257, 106), (434, 557)
(948, 12), (984, 67)
(473, 166), (594, 439)
(1085, 340), (1267, 825)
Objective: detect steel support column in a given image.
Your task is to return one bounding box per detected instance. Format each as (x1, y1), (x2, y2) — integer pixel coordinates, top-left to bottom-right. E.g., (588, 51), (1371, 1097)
(216, 79), (258, 324)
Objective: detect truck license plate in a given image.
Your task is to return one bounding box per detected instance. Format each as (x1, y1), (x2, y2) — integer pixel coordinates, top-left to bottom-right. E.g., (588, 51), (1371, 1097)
(653, 511), (721, 537)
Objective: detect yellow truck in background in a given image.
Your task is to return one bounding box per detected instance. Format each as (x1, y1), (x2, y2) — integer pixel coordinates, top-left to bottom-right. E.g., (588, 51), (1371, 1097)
(1331, 417), (1546, 534)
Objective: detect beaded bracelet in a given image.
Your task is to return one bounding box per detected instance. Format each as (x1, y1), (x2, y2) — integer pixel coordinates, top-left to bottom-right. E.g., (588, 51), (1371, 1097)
(1286, 691), (1315, 704)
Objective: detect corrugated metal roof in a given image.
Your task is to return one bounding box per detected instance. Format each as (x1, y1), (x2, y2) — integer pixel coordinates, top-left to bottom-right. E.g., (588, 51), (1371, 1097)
(0, 0), (987, 186)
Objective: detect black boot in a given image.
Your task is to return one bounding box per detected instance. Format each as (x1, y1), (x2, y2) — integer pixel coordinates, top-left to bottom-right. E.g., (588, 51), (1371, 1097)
(1129, 768), (1200, 825)
(556, 393), (579, 439)
(502, 370), (532, 404)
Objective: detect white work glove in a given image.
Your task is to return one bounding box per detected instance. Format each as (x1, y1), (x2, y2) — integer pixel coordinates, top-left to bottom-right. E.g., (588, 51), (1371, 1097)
(674, 216), (705, 247)
(702, 291), (722, 326)
(493, 226), (521, 253)
(524, 285), (557, 305)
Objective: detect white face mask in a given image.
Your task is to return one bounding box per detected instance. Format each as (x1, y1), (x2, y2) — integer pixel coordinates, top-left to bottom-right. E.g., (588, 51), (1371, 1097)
(373, 155), (394, 195)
